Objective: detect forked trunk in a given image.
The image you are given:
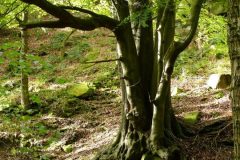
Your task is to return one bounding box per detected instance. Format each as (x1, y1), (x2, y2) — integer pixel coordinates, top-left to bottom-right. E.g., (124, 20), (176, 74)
(94, 75), (183, 160)
(94, 0), (203, 159)
(94, 30), (183, 159)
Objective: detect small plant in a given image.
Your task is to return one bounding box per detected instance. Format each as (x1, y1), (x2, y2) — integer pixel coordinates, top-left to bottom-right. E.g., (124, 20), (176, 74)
(66, 42), (90, 59)
(50, 32), (68, 50)
(54, 77), (69, 84)
(214, 91), (224, 99)
(30, 95), (42, 105)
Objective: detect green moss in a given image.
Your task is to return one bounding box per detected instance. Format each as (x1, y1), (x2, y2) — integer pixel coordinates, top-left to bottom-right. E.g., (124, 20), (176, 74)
(183, 111), (200, 124)
(84, 50), (99, 62)
(67, 83), (94, 98)
(214, 91), (224, 99)
(62, 144), (73, 153)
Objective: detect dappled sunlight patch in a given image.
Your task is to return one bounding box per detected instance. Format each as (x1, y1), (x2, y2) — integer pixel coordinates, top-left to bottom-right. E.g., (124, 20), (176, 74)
(62, 127), (118, 160)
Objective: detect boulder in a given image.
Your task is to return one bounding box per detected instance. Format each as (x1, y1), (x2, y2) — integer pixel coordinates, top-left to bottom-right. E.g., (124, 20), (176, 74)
(206, 74), (231, 89)
(183, 111), (200, 125)
(62, 144), (73, 153)
(171, 87), (184, 96)
(67, 83), (94, 98)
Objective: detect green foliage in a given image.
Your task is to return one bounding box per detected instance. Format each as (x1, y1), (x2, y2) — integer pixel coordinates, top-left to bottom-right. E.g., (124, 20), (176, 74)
(30, 94), (42, 105)
(174, 7), (228, 77)
(50, 32), (68, 50)
(66, 41), (90, 59)
(0, 1), (46, 29)
(198, 8), (227, 57)
(27, 88), (94, 117)
(214, 91), (224, 99)
(64, 0), (111, 16)
(94, 70), (119, 88)
(118, 5), (153, 28)
(54, 77), (69, 84)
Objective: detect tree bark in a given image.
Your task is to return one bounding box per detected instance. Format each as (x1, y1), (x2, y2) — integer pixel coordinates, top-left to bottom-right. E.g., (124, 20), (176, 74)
(21, 10), (30, 110)
(228, 0), (240, 159)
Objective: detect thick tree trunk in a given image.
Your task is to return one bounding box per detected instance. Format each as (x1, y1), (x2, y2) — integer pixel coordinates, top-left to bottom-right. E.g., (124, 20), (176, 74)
(228, 0), (240, 159)
(21, 11), (30, 109)
(94, 30), (183, 160)
(94, 82), (183, 160)
(93, 0), (203, 159)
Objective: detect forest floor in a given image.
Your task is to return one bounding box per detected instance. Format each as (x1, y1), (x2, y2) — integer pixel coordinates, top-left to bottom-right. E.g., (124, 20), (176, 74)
(0, 28), (232, 160)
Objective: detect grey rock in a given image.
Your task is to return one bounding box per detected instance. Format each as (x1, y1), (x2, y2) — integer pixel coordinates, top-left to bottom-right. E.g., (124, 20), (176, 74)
(207, 74), (231, 89)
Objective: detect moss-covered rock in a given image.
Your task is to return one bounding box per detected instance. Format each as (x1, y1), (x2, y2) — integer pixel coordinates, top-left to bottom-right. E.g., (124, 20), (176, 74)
(183, 111), (200, 125)
(207, 74), (231, 89)
(67, 83), (94, 98)
(62, 144), (73, 153)
(171, 87), (184, 96)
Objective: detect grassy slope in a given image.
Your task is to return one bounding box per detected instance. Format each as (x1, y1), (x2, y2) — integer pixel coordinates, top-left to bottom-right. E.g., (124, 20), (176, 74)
(0, 13), (232, 159)
(0, 28), (122, 160)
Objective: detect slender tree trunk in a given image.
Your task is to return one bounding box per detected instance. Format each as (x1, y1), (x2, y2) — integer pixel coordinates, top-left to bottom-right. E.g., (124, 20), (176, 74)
(228, 0), (240, 159)
(21, 10), (30, 109)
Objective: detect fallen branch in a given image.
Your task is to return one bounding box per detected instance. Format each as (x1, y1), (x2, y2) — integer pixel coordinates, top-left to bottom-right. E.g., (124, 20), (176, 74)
(214, 121), (232, 140)
(61, 29), (77, 56)
(84, 58), (121, 64)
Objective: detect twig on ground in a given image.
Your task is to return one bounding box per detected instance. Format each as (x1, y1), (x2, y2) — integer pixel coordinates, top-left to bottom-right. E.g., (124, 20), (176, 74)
(84, 58), (120, 64)
(214, 121), (232, 140)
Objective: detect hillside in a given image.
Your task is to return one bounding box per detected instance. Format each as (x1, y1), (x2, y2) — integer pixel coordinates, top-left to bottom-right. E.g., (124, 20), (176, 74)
(0, 26), (232, 160)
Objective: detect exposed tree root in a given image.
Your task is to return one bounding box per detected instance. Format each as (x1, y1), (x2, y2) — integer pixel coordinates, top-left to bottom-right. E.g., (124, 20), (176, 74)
(94, 117), (232, 160)
(93, 129), (185, 160)
(198, 117), (232, 135)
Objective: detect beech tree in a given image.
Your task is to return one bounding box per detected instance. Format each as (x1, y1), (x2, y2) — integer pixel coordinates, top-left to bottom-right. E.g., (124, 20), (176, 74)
(19, 0), (203, 159)
(228, 0), (240, 159)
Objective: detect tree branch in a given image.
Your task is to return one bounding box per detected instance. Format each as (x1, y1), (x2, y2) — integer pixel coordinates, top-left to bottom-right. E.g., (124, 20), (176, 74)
(19, 20), (68, 29)
(20, 0), (74, 20)
(111, 0), (130, 20)
(174, 0), (204, 54)
(84, 58), (121, 64)
(20, 0), (119, 31)
(58, 5), (99, 16)
(164, 0), (204, 76)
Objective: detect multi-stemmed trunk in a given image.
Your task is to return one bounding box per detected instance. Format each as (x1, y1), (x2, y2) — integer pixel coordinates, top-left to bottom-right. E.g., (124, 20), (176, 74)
(94, 0), (203, 159)
(228, 0), (240, 159)
(19, 0), (203, 159)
